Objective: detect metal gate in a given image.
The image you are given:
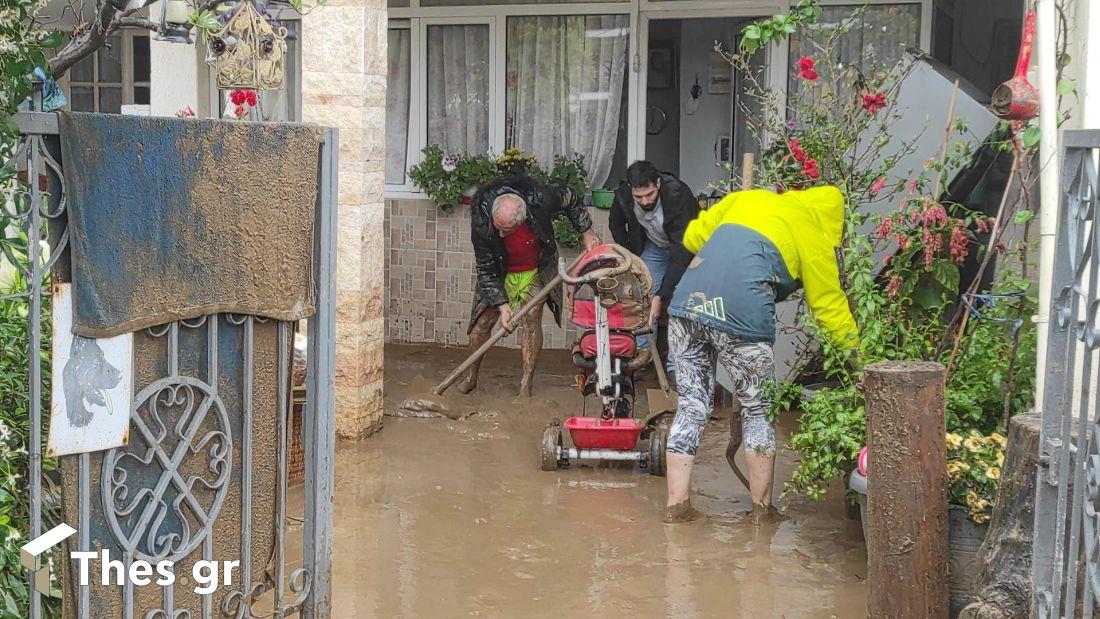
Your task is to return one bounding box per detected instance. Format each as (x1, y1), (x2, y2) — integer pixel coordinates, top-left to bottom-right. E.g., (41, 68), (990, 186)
(1034, 129), (1100, 618)
(7, 104), (336, 617)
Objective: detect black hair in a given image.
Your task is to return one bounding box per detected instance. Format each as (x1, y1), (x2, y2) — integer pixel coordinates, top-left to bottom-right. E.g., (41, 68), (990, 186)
(626, 160), (660, 189)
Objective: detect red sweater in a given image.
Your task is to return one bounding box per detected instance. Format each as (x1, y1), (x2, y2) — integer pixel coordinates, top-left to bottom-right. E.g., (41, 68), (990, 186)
(503, 222), (540, 272)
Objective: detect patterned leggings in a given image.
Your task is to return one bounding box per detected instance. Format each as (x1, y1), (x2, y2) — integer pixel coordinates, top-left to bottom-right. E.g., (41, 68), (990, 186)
(667, 316), (776, 456)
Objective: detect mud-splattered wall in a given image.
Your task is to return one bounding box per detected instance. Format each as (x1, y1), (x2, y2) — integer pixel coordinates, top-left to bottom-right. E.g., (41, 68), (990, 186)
(384, 198), (614, 350)
(302, 0), (387, 438)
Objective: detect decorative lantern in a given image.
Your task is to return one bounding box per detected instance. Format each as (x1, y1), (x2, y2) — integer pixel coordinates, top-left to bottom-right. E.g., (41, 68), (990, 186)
(206, 0), (288, 91)
(154, 0), (192, 44)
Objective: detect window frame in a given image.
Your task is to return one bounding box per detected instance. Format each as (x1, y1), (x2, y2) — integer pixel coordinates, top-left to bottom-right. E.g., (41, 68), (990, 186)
(62, 29), (151, 113)
(384, 0), (928, 199)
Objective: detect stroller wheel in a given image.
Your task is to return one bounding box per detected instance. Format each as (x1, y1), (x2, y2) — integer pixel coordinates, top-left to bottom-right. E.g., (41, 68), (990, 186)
(648, 427), (668, 477)
(541, 424), (563, 471)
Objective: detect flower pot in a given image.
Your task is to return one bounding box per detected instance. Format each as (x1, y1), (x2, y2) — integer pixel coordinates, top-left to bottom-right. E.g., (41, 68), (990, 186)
(848, 471), (990, 617)
(459, 186), (476, 207)
(947, 504), (989, 616)
(591, 188), (615, 209)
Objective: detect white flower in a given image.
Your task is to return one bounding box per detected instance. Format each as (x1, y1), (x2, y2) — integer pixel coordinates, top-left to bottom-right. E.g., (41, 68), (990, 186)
(441, 156), (456, 173)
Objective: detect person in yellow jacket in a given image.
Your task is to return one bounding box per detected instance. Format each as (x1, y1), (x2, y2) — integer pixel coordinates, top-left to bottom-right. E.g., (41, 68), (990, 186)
(654, 185), (859, 524)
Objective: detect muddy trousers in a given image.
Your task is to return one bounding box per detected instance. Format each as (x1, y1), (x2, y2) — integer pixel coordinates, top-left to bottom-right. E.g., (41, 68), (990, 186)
(667, 316), (775, 456)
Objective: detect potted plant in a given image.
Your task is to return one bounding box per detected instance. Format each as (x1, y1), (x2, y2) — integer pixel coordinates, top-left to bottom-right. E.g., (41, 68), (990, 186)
(847, 431), (1003, 614)
(408, 145), (497, 212)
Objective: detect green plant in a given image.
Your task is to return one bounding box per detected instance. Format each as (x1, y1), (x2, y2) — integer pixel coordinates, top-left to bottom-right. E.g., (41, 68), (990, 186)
(739, 0), (822, 54)
(409, 146), (592, 248)
(407, 145), (498, 212)
(724, 5), (1037, 508)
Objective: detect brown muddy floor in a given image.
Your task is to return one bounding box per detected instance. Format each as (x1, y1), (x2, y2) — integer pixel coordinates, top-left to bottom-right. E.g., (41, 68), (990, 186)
(290, 344), (868, 618)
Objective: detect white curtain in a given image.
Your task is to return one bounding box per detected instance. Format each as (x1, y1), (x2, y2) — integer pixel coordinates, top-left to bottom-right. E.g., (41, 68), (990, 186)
(427, 25), (491, 156)
(506, 15), (629, 188)
(387, 29), (412, 185)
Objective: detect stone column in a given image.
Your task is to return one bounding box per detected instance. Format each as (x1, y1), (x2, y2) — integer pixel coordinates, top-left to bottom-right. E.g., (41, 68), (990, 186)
(301, 0), (387, 439)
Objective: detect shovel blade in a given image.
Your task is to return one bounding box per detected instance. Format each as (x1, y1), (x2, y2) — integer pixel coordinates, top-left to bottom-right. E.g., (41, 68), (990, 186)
(646, 388), (676, 420)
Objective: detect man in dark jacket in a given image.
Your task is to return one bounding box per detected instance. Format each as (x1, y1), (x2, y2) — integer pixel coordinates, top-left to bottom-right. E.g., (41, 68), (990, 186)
(609, 161), (699, 364)
(459, 175), (600, 397)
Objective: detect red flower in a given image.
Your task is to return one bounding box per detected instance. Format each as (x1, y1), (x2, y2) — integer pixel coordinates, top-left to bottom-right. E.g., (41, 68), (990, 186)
(874, 217), (894, 239)
(230, 90), (245, 105)
(789, 139), (806, 162)
(976, 217), (989, 234)
(797, 56), (818, 81)
(949, 220), (969, 262)
(870, 177), (887, 195)
(995, 241), (1007, 254)
(887, 274), (903, 299)
(862, 92), (886, 114)
(246, 90), (257, 106)
(804, 166), (821, 180)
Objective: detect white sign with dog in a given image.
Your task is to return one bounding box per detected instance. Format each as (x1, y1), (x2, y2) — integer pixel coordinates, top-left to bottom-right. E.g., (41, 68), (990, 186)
(47, 283), (132, 457)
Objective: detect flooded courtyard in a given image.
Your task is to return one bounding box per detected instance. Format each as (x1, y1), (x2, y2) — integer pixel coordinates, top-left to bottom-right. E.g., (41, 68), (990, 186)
(292, 344), (868, 617)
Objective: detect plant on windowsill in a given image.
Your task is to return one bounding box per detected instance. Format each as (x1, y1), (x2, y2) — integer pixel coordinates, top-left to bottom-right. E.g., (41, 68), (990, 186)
(408, 146), (592, 248)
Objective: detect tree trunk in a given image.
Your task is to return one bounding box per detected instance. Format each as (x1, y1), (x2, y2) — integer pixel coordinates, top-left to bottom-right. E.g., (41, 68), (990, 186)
(958, 412), (1041, 619)
(865, 361), (949, 619)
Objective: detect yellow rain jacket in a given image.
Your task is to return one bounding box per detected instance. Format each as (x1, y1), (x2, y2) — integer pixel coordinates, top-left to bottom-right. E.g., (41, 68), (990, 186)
(667, 186), (859, 350)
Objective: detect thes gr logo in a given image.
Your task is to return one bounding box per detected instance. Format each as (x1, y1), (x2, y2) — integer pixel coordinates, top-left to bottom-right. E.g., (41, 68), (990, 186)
(21, 523), (77, 594)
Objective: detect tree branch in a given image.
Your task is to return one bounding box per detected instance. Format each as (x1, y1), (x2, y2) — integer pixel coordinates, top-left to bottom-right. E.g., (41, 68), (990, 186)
(114, 16), (159, 30)
(48, 2), (117, 78)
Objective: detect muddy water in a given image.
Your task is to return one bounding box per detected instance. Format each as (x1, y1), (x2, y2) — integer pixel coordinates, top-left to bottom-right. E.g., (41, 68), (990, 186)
(292, 344), (867, 617)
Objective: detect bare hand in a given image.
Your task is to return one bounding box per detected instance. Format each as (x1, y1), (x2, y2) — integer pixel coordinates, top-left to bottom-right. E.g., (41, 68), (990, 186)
(581, 229), (601, 251)
(649, 296), (662, 328)
(498, 304), (515, 332)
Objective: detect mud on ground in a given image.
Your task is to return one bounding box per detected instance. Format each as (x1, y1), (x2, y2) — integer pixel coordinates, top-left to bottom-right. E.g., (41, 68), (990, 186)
(290, 344), (868, 617)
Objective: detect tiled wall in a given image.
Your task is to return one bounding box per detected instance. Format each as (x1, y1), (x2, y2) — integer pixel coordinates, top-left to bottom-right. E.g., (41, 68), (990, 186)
(385, 198), (613, 350)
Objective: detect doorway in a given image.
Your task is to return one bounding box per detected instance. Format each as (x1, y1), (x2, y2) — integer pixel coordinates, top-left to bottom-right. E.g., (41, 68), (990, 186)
(642, 16), (767, 200)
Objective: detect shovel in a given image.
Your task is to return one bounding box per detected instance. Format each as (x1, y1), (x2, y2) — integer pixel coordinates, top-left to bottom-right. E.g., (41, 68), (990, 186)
(644, 344), (676, 427)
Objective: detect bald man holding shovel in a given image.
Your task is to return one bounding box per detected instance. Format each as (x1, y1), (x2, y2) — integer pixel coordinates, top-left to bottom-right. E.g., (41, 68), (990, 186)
(457, 174), (600, 398)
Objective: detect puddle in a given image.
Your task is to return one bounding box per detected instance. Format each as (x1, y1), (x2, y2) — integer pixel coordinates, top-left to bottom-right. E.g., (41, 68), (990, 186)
(289, 344), (867, 617)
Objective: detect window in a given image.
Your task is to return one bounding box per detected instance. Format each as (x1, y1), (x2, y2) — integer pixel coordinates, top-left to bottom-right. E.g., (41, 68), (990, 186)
(426, 24), (490, 157)
(788, 4), (922, 103)
(387, 27), (412, 185)
(67, 31), (151, 113)
(505, 15), (629, 189)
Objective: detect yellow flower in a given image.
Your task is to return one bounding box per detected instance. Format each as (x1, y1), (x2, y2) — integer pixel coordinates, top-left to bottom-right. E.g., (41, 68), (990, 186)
(972, 512), (991, 525)
(986, 467), (1001, 480)
(996, 452), (1005, 467)
(946, 433), (963, 449)
(963, 436), (985, 453)
(947, 461), (971, 478)
(990, 433), (1007, 448)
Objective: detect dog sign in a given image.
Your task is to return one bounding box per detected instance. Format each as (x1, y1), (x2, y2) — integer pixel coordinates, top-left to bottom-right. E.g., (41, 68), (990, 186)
(47, 283), (133, 457)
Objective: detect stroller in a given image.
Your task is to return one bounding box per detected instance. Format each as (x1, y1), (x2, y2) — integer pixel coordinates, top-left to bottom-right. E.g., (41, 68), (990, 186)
(539, 244), (669, 476)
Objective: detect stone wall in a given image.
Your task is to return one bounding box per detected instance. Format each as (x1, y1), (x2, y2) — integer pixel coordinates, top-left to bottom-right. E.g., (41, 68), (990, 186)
(302, 0), (386, 439)
(384, 198), (614, 350)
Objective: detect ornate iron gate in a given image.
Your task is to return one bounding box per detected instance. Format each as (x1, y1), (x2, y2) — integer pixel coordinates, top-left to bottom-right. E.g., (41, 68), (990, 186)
(8, 105), (337, 618)
(1034, 129), (1100, 618)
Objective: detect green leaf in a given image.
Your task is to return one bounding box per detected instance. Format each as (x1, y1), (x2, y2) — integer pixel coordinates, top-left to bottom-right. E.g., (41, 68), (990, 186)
(1022, 126), (1042, 148)
(931, 260), (960, 295)
(40, 30), (64, 49)
(742, 25), (761, 40)
(1014, 210), (1034, 225)
(1057, 77), (1076, 97)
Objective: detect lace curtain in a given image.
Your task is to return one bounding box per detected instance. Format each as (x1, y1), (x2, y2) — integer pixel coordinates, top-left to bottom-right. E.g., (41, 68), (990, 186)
(386, 28), (412, 185)
(426, 24), (491, 156)
(506, 15), (629, 188)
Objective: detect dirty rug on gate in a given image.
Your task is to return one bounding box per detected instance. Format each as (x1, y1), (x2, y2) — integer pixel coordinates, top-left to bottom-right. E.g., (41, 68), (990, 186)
(58, 112), (322, 338)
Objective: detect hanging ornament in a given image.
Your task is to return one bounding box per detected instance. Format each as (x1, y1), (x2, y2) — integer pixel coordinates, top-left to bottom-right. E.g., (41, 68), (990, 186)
(206, 0), (288, 90)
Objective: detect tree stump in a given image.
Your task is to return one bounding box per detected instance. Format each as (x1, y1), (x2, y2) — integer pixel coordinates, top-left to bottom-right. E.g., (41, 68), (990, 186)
(865, 361), (949, 618)
(959, 412), (1041, 619)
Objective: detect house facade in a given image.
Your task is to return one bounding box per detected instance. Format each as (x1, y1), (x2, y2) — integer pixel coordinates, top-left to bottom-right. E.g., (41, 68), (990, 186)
(46, 0), (1098, 435)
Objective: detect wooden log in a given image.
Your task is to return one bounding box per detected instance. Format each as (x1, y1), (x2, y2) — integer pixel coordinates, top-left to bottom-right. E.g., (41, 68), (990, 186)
(959, 412), (1041, 619)
(865, 361), (949, 619)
